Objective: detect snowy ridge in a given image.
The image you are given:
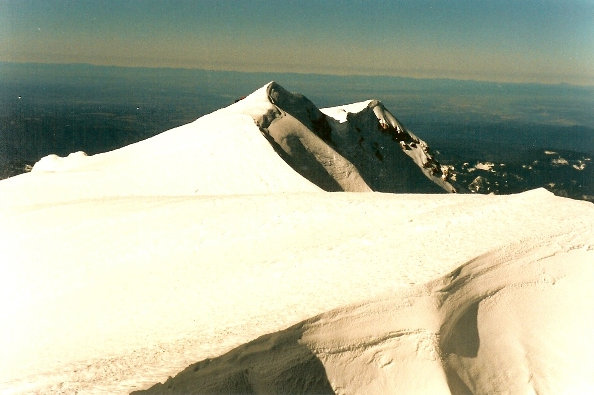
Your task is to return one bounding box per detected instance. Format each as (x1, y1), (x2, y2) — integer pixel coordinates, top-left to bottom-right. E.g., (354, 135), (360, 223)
(1, 83), (593, 394)
(322, 98), (456, 193)
(251, 82), (372, 192)
(1, 84), (322, 206)
(249, 82), (456, 193)
(4, 81), (453, 206)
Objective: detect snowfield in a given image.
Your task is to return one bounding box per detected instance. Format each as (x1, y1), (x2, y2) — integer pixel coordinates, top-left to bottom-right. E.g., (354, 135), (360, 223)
(1, 82), (593, 394)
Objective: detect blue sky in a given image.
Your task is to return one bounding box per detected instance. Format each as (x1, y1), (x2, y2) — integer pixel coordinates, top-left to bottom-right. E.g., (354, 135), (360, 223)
(1, 0), (592, 84)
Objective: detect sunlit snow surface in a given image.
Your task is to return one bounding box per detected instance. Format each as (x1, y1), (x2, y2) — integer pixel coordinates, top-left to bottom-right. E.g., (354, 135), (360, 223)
(0, 83), (593, 394)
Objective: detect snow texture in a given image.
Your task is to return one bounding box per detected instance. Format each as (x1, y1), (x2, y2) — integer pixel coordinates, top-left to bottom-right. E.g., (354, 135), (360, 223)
(0, 82), (592, 394)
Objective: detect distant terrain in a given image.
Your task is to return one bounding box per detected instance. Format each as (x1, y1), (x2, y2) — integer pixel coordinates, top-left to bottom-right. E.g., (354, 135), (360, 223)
(1, 62), (592, 201)
(416, 122), (593, 201)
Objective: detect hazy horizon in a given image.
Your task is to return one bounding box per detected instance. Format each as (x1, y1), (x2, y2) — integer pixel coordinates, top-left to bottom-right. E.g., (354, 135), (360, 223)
(1, 0), (593, 86)
(4, 59), (594, 89)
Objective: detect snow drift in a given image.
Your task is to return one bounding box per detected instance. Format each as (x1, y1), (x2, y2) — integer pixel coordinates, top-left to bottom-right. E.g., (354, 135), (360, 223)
(0, 82), (592, 394)
(138, 229), (594, 394)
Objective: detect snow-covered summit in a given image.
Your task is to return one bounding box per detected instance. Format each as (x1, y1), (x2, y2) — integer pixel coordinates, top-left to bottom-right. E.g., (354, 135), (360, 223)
(5, 81), (454, 207)
(1, 82), (325, 206)
(321, 98), (456, 193)
(242, 81), (456, 193)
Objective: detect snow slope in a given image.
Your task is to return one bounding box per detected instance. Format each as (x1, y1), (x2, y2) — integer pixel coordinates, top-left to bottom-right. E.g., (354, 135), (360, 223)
(139, 221), (594, 394)
(0, 84), (322, 205)
(0, 83), (592, 394)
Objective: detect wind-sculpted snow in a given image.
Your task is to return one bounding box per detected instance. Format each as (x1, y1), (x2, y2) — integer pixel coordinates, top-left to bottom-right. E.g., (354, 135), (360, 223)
(138, 230), (594, 394)
(254, 82), (371, 192)
(0, 82), (593, 394)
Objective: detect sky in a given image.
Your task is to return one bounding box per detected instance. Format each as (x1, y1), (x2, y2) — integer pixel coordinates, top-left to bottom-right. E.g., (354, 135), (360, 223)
(0, 0), (593, 85)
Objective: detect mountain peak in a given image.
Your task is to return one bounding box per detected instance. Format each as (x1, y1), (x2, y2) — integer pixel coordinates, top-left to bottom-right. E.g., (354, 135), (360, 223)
(8, 82), (456, 206)
(249, 82), (457, 193)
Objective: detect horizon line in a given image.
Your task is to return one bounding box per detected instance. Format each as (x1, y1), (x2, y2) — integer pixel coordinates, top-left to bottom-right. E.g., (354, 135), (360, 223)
(2, 60), (593, 89)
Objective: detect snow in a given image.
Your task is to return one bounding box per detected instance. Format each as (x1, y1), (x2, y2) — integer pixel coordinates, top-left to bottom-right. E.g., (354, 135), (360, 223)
(32, 151), (88, 172)
(256, 82), (371, 192)
(320, 98), (455, 193)
(321, 100), (374, 123)
(474, 161), (495, 171)
(552, 157), (569, 166)
(1, 82), (593, 394)
(0, 85), (320, 206)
